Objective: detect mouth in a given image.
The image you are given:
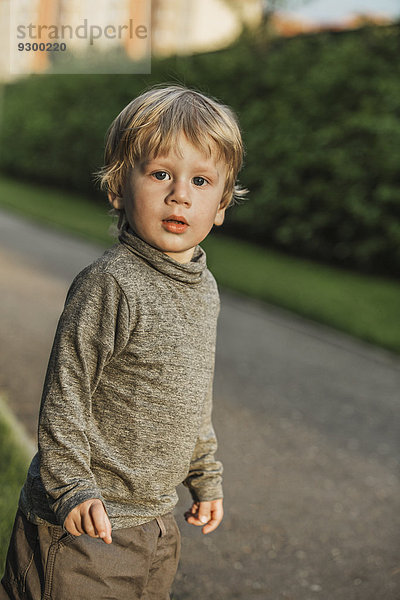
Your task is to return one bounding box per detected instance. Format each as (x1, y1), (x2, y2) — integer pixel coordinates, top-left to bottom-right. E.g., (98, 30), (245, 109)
(163, 215), (188, 225)
(162, 215), (189, 234)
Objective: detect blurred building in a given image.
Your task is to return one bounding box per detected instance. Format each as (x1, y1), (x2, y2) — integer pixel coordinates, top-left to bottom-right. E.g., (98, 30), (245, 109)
(5, 0), (149, 77)
(271, 10), (393, 37)
(151, 0), (262, 56)
(2, 0), (263, 79)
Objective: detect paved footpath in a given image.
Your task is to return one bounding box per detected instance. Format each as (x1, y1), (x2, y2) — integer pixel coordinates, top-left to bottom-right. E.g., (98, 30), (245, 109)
(1, 209), (400, 599)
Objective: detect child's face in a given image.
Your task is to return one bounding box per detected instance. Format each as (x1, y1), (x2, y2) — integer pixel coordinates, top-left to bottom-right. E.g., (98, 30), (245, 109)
(109, 134), (228, 263)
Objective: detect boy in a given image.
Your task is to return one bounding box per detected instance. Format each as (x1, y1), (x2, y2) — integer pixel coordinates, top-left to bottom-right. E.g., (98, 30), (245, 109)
(1, 84), (246, 600)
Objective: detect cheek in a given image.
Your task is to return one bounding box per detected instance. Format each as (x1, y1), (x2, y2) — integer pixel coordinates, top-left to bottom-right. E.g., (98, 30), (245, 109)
(199, 206), (221, 229)
(130, 194), (152, 217)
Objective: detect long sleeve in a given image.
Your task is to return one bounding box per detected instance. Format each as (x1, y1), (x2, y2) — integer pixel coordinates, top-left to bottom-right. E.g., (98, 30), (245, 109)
(38, 270), (130, 526)
(183, 377), (223, 502)
(20, 233), (224, 530)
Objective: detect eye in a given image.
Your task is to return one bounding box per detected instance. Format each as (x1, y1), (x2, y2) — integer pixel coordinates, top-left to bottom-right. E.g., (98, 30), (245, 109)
(193, 176), (208, 187)
(152, 171), (170, 181)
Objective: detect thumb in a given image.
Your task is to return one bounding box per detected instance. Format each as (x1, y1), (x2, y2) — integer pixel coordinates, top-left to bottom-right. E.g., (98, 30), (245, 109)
(198, 501), (211, 524)
(90, 500), (112, 544)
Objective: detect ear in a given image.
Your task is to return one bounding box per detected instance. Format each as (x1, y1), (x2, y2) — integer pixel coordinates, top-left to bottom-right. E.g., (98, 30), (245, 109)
(214, 202), (227, 227)
(108, 191), (124, 210)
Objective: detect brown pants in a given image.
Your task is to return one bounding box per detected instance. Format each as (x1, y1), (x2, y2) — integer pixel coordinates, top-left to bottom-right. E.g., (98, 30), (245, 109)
(1, 509), (180, 600)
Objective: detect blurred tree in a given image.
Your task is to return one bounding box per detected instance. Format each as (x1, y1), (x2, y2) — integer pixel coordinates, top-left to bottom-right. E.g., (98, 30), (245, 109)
(221, 0), (312, 43)
(2, 23), (399, 275)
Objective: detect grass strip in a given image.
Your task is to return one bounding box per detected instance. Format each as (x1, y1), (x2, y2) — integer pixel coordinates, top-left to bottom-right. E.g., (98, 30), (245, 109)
(204, 235), (400, 354)
(0, 395), (34, 572)
(0, 176), (112, 246)
(1, 174), (400, 354)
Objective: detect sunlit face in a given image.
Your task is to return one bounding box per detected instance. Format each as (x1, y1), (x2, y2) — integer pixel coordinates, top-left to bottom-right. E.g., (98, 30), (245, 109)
(109, 134), (228, 263)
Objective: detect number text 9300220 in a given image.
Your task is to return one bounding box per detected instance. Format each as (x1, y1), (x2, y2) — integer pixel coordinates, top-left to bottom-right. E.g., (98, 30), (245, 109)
(18, 42), (67, 52)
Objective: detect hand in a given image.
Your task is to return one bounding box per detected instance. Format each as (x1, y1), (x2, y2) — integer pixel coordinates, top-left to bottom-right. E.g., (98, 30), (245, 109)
(184, 498), (223, 535)
(64, 498), (112, 544)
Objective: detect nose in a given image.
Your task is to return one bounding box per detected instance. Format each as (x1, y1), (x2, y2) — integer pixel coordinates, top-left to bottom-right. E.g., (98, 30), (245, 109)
(166, 179), (191, 206)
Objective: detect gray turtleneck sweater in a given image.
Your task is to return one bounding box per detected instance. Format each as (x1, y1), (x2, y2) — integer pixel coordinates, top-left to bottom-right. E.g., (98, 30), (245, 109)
(19, 225), (223, 530)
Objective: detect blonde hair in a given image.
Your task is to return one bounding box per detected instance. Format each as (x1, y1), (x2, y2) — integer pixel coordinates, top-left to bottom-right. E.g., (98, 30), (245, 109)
(96, 84), (247, 228)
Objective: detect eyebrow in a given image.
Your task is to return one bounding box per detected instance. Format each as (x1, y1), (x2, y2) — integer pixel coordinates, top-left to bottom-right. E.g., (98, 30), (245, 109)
(142, 157), (221, 179)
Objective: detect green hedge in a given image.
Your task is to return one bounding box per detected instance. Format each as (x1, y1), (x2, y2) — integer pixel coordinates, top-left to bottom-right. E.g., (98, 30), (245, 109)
(1, 24), (400, 275)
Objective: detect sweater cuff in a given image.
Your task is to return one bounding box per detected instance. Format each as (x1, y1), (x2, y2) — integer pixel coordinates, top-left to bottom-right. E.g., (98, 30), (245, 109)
(188, 484), (224, 504)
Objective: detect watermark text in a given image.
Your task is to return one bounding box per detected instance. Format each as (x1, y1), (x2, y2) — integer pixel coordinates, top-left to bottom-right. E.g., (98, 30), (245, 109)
(16, 19), (148, 46)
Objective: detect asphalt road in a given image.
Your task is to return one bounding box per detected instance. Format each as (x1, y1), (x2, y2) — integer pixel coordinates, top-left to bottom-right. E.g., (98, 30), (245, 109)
(1, 209), (399, 599)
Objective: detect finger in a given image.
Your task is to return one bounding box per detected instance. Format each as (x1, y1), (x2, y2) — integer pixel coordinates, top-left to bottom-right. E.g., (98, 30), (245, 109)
(90, 501), (112, 542)
(90, 502), (113, 544)
(185, 501), (212, 527)
(202, 516), (221, 534)
(64, 518), (82, 537)
(82, 509), (98, 538)
(202, 504), (224, 535)
(184, 503), (198, 517)
(184, 502), (202, 523)
(64, 512), (83, 537)
(184, 503), (199, 523)
(185, 514), (204, 526)
(197, 501), (211, 525)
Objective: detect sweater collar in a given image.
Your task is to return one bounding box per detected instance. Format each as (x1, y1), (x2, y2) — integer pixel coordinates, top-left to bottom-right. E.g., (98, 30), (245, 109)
(118, 224), (207, 285)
